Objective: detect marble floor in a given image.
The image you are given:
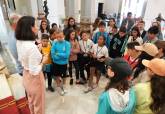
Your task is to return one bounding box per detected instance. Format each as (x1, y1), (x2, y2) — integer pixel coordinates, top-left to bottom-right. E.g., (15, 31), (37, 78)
(45, 76), (109, 114)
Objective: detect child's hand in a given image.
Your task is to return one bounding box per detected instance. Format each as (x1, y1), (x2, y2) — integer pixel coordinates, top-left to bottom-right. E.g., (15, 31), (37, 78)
(38, 44), (42, 52)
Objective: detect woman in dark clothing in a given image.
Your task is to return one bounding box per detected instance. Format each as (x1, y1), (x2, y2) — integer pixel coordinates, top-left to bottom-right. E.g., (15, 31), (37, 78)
(63, 17), (77, 36)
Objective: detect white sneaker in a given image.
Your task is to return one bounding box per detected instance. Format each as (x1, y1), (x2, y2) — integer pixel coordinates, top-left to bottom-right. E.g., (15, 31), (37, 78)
(84, 87), (93, 93)
(61, 86), (67, 94)
(57, 87), (65, 96)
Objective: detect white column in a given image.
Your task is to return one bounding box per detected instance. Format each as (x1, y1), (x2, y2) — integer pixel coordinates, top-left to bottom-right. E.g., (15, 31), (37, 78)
(29, 0), (38, 17)
(65, 0), (81, 22)
(80, 0), (98, 23)
(47, 0), (65, 25)
(37, 0), (44, 14)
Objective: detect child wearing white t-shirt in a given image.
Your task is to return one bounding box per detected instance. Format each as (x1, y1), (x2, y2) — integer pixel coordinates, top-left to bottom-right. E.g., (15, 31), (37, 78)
(78, 31), (94, 83)
(85, 35), (109, 93)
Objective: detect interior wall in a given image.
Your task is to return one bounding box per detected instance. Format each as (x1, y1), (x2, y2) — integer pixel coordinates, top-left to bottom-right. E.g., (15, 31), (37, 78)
(14, 0), (31, 15)
(144, 0), (165, 28)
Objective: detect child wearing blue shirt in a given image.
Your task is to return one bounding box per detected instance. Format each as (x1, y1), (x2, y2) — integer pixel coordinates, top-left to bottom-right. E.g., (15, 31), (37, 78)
(93, 21), (111, 48)
(51, 31), (71, 96)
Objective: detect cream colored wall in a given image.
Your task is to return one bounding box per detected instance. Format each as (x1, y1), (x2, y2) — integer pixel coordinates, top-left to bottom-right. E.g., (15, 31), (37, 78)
(144, 0), (165, 28)
(14, 0), (31, 15)
(14, 0), (39, 17)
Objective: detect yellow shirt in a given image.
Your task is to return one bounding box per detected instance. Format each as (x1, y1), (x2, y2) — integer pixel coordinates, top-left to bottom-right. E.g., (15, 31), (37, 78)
(134, 82), (153, 114)
(41, 43), (52, 64)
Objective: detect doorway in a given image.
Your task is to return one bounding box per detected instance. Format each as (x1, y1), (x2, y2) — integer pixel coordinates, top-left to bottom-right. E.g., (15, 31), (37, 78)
(98, 3), (104, 17)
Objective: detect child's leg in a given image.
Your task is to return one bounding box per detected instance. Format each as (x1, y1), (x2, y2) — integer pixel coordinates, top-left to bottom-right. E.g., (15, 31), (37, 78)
(69, 61), (73, 78)
(56, 77), (61, 87)
(62, 64), (67, 85)
(84, 67), (96, 93)
(85, 64), (90, 80)
(88, 67), (95, 87)
(79, 62), (86, 81)
(47, 72), (54, 92)
(47, 72), (52, 87)
(73, 61), (80, 81)
(96, 70), (101, 85)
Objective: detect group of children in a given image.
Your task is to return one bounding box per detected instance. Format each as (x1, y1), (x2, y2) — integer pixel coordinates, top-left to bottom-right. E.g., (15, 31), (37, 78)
(37, 16), (165, 113)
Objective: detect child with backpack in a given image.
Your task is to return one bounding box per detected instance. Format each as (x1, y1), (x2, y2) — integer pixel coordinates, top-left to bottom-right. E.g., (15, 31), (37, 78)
(40, 34), (54, 92)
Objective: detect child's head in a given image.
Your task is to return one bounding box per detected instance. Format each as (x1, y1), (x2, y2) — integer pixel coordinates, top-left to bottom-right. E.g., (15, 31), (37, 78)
(98, 35), (105, 46)
(68, 29), (76, 41)
(147, 26), (159, 40)
(80, 31), (88, 41)
(138, 20), (145, 31)
(98, 21), (106, 32)
(142, 58), (165, 113)
(51, 23), (57, 29)
(56, 30), (64, 42)
(105, 58), (132, 92)
(112, 25), (118, 35)
(108, 18), (116, 27)
(127, 42), (140, 57)
(155, 40), (165, 58)
(143, 58), (165, 77)
(119, 26), (127, 38)
(131, 26), (140, 38)
(127, 12), (133, 20)
(41, 34), (49, 47)
(49, 28), (56, 40)
(152, 21), (161, 31)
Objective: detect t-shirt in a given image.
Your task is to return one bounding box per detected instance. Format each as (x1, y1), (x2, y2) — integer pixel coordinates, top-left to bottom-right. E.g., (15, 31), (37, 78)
(79, 39), (94, 53)
(109, 33), (128, 58)
(124, 54), (139, 69)
(41, 43), (52, 64)
(91, 44), (109, 59)
(127, 36), (143, 45)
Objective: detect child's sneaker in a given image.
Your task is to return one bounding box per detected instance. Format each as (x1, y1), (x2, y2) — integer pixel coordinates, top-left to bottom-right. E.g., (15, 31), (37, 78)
(84, 87), (93, 93)
(48, 86), (55, 92)
(57, 87), (65, 96)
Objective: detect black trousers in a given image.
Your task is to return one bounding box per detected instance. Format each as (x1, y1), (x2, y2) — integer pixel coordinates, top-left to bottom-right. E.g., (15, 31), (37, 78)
(69, 61), (79, 80)
(44, 72), (52, 87)
(78, 54), (90, 81)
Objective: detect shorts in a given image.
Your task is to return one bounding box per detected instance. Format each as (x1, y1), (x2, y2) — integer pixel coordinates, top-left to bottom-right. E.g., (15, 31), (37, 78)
(43, 64), (52, 73)
(52, 63), (67, 78)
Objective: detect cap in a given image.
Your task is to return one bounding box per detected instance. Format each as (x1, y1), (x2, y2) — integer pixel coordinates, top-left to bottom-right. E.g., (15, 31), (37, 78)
(106, 58), (132, 82)
(142, 58), (165, 76)
(135, 43), (158, 57)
